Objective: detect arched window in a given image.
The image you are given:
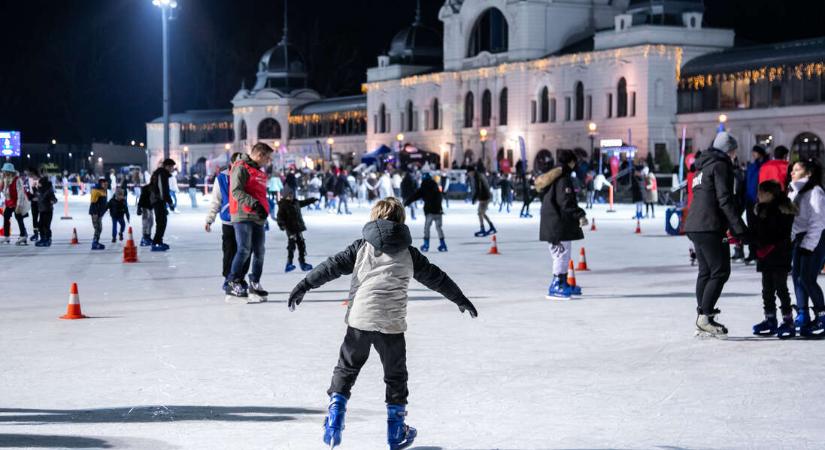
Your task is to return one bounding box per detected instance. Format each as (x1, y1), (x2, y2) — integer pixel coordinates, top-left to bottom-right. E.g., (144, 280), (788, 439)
(574, 82), (585, 121)
(499, 88), (508, 126)
(257, 118), (281, 139)
(432, 98), (440, 130)
(406, 100), (414, 132)
(539, 87), (550, 123)
(239, 119), (247, 141)
(792, 132), (823, 161)
(379, 104), (387, 133)
(481, 89), (492, 126)
(464, 92), (475, 128)
(617, 78), (628, 117)
(467, 8), (509, 57)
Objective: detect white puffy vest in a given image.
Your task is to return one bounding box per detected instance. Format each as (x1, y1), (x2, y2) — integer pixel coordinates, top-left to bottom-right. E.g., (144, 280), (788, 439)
(346, 242), (413, 334)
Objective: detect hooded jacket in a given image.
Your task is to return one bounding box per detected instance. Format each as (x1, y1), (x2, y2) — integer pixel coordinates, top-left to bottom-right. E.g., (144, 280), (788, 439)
(751, 199), (796, 271)
(537, 166), (586, 243)
(35, 178), (58, 213)
(404, 177), (443, 215)
(276, 197), (315, 234)
(683, 149), (747, 236)
(300, 220), (470, 334)
(788, 179), (825, 252)
(149, 167), (172, 207)
(88, 184), (109, 216)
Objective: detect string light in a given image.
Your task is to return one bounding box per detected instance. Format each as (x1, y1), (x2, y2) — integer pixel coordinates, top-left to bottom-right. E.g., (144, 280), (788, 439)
(680, 62), (825, 90)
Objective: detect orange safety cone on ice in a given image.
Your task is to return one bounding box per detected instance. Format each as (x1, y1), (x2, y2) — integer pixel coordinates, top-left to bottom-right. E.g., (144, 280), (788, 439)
(70, 228), (79, 245)
(634, 218), (641, 234)
(60, 283), (87, 320)
(488, 234), (500, 255)
(567, 260), (577, 287)
(123, 227), (138, 263)
(590, 218), (596, 231)
(577, 247), (590, 271)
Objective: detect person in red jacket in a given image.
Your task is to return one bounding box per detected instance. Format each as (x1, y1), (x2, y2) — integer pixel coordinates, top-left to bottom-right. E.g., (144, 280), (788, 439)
(1, 163), (30, 245)
(759, 145), (790, 190)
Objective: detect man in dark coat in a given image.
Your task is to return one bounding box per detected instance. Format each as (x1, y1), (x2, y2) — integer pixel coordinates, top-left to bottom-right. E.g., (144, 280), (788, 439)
(335, 170), (351, 215)
(149, 158), (176, 250)
(468, 166), (495, 236)
(400, 170), (418, 220)
(404, 172), (446, 252)
(684, 131), (748, 337)
(537, 149), (587, 299)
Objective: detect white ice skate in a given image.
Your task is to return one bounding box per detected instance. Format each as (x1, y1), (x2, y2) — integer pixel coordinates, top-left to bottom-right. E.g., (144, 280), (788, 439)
(248, 280), (268, 303)
(695, 314), (728, 339)
(15, 236), (28, 246)
(1, 236), (9, 244)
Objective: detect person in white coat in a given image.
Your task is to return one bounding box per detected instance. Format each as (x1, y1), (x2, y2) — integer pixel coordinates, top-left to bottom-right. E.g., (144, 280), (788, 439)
(168, 170), (180, 213)
(788, 159), (825, 337)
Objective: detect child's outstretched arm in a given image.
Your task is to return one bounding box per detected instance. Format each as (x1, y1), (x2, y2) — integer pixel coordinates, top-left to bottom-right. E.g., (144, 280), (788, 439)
(288, 239), (363, 311)
(409, 247), (478, 317)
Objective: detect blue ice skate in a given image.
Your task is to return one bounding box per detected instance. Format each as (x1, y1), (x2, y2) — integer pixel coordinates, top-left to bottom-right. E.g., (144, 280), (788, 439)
(473, 227), (487, 237)
(151, 243), (169, 252)
(285, 262), (296, 273)
(91, 241), (105, 250)
(437, 239), (448, 252)
(35, 238), (51, 247)
(323, 393), (347, 448)
(800, 315), (825, 338)
(387, 404), (416, 450)
(420, 239), (429, 252)
(795, 309), (810, 329)
(752, 316), (778, 336)
(546, 279), (571, 299)
(777, 319), (796, 339)
(300, 262), (313, 272)
(485, 225), (497, 236)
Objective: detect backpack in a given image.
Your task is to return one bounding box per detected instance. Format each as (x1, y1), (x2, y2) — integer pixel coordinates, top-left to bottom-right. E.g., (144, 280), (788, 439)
(138, 183), (152, 208)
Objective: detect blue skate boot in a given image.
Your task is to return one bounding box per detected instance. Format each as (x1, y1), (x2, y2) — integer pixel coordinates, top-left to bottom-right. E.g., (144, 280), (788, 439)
(800, 312), (825, 338)
(420, 238), (430, 252)
(323, 393), (347, 448)
(300, 261), (313, 272)
(91, 241), (105, 250)
(140, 236), (152, 247)
(387, 404), (416, 450)
(473, 226), (487, 237)
(437, 239), (448, 252)
(752, 314), (778, 336)
(546, 278), (572, 299)
(485, 225), (497, 236)
(795, 308), (810, 330)
(563, 278), (582, 296)
(777, 315), (796, 339)
(285, 262), (296, 273)
(151, 243), (169, 252)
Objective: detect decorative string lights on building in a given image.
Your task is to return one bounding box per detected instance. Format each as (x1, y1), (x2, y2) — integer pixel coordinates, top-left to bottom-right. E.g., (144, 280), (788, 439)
(680, 62), (825, 89)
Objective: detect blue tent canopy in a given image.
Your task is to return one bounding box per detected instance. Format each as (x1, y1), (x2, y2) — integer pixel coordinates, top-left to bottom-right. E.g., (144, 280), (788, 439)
(361, 145), (393, 165)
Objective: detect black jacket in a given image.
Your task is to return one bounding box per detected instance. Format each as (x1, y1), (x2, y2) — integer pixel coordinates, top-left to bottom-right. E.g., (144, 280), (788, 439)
(684, 149), (747, 236)
(537, 166), (586, 243)
(35, 180), (58, 212)
(499, 178), (512, 198)
(149, 168), (172, 207)
(631, 173), (644, 203)
(108, 197), (131, 221)
(405, 177), (443, 215)
(752, 200), (796, 272)
(334, 175), (350, 196)
(400, 173), (417, 201)
(472, 173), (491, 202)
(276, 197), (315, 234)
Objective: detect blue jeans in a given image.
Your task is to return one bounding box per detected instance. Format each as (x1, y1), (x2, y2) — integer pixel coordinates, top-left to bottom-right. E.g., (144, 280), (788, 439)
(792, 230), (825, 314)
(111, 216), (126, 239)
(229, 222), (266, 283)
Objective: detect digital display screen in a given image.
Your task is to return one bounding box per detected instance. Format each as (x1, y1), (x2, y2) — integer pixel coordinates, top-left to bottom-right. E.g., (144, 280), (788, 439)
(0, 131), (21, 157)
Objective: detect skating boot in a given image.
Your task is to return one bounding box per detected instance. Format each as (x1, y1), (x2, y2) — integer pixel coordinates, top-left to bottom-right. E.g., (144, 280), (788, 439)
(300, 261), (313, 272)
(29, 233), (39, 242)
(485, 225), (497, 236)
(752, 314), (778, 336)
(119, 232), (124, 241)
(248, 278), (268, 303)
(224, 279), (249, 304)
(695, 312), (728, 339)
(285, 262), (296, 273)
(323, 393), (347, 449)
(800, 312), (825, 338)
(777, 315), (796, 339)
(2, 236), (10, 244)
(111, 237), (117, 243)
(35, 238), (51, 247)
(437, 239), (448, 252)
(140, 236), (152, 247)
(731, 246), (745, 263)
(151, 243), (169, 252)
(387, 404), (416, 450)
(546, 278), (572, 299)
(91, 241), (105, 250)
(420, 238), (429, 252)
(564, 279), (582, 296)
(16, 236), (28, 246)
(795, 308), (810, 330)
(473, 226), (487, 237)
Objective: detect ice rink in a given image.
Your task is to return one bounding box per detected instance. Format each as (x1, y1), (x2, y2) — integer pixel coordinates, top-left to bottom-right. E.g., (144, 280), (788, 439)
(2, 194), (824, 449)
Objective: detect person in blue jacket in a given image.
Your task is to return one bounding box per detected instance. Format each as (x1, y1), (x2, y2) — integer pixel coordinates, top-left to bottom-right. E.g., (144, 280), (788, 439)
(205, 153), (249, 291)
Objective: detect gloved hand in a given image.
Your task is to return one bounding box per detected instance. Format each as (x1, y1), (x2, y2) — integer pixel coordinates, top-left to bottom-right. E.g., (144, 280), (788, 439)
(458, 298), (478, 318)
(288, 280), (310, 311)
(253, 202), (267, 220)
(308, 198), (318, 204)
(579, 217), (589, 227)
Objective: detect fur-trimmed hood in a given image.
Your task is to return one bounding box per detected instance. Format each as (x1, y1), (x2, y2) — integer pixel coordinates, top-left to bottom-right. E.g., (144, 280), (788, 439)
(534, 167), (564, 193)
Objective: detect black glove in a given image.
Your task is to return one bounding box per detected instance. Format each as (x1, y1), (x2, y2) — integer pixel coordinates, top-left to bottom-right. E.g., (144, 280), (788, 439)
(309, 198), (318, 204)
(253, 202), (267, 220)
(288, 280), (310, 311)
(458, 299), (478, 318)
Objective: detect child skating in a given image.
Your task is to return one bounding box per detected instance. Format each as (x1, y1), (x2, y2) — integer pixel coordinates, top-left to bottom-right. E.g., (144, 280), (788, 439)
(287, 198), (478, 449)
(108, 188), (130, 243)
(89, 178), (109, 250)
(276, 189), (317, 272)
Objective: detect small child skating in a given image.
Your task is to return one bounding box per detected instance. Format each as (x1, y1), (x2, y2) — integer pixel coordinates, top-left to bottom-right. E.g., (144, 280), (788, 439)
(89, 178), (109, 250)
(108, 188), (130, 243)
(34, 176), (58, 247)
(136, 183), (153, 247)
(276, 189), (317, 272)
(287, 198), (478, 450)
(750, 180), (797, 338)
(404, 172), (447, 252)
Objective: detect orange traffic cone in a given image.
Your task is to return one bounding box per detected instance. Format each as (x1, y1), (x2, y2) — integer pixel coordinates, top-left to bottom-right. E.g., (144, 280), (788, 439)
(590, 218), (596, 232)
(577, 247), (590, 271)
(123, 227), (138, 263)
(634, 218), (641, 234)
(60, 283), (87, 320)
(70, 228), (79, 245)
(488, 235), (500, 255)
(567, 260), (577, 287)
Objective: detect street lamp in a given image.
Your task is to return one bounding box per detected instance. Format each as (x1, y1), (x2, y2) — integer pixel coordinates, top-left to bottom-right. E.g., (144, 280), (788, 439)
(131, 140), (136, 146)
(152, 0), (178, 161)
(717, 113), (727, 132)
(587, 121), (599, 172)
(51, 139), (57, 145)
(326, 137), (334, 166)
(479, 128), (488, 169)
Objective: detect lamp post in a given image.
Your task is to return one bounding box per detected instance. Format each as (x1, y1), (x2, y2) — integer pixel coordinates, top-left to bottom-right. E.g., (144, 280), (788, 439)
(587, 121), (599, 173)
(152, 0), (178, 161)
(182, 146), (189, 175)
(224, 143), (231, 166)
(395, 133), (404, 170)
(717, 113), (727, 132)
(479, 128), (488, 169)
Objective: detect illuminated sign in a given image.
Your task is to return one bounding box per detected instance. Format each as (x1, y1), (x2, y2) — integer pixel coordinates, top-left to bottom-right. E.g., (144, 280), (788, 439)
(0, 131), (21, 157)
(600, 139), (623, 148)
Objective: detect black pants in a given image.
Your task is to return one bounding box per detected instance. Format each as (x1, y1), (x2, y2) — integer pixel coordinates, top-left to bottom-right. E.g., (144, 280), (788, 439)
(152, 204), (168, 244)
(328, 327), (408, 405)
(762, 269), (792, 316)
(688, 232), (731, 315)
(39, 210), (53, 240)
(30, 201), (39, 232)
(221, 223), (249, 279)
(287, 232), (307, 264)
(3, 207), (27, 237)
(745, 202), (756, 258)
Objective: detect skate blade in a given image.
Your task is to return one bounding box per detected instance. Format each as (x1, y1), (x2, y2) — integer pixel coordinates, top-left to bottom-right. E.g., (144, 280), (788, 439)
(248, 294), (267, 303)
(694, 330), (728, 340)
(224, 295), (250, 305)
(545, 295), (573, 300)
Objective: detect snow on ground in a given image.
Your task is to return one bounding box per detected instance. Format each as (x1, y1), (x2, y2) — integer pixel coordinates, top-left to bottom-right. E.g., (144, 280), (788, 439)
(1, 193), (824, 449)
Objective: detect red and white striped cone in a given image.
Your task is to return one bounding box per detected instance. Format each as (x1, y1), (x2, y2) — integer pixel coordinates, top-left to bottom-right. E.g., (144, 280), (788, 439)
(60, 283), (87, 320)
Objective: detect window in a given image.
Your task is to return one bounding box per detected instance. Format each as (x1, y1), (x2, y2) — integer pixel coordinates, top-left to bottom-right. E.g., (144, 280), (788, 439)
(481, 89), (492, 126)
(617, 78), (628, 117)
(379, 104), (387, 133)
(257, 118), (281, 139)
(735, 79), (751, 109)
(539, 87), (549, 123)
(464, 92), (475, 128)
(607, 93), (613, 118)
(771, 83), (782, 107)
(432, 98), (440, 130)
(720, 79), (735, 109)
(239, 119), (247, 140)
(586, 95), (592, 120)
(499, 88), (508, 126)
(467, 8), (509, 57)
(530, 100), (537, 123)
(565, 97), (571, 121)
(550, 98), (557, 122)
(574, 82), (584, 121)
(630, 92), (636, 116)
(406, 101), (414, 132)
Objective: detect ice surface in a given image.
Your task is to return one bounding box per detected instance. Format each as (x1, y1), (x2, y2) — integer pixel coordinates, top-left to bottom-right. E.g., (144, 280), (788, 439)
(1, 194), (823, 449)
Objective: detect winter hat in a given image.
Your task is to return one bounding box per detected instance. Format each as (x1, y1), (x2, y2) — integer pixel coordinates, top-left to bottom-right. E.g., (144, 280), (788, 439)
(1, 162), (15, 173)
(751, 145), (767, 159)
(712, 131), (738, 153)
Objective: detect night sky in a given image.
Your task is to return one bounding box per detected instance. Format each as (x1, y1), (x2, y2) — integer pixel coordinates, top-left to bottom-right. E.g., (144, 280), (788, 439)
(0, 0), (822, 145)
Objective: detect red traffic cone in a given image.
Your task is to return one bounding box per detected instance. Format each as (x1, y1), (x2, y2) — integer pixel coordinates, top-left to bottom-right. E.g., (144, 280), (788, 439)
(590, 218), (596, 231)
(567, 260), (577, 287)
(123, 227), (138, 263)
(634, 218), (641, 234)
(577, 247), (590, 271)
(70, 228), (79, 245)
(60, 283), (87, 320)
(488, 234), (500, 255)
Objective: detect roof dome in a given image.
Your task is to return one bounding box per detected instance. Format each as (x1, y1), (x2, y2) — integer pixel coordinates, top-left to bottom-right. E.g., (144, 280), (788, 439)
(252, 40), (308, 93)
(387, 2), (442, 67)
